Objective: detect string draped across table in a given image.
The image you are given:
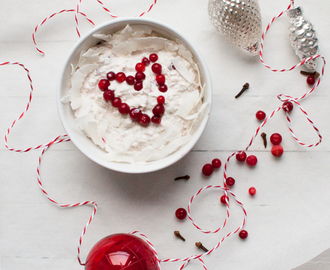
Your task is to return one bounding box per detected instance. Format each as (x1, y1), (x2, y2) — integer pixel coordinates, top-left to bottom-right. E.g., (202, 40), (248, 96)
(3, 0), (326, 269)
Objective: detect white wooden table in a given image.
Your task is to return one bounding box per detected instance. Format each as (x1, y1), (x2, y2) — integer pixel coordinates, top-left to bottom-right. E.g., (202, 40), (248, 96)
(1, 1), (330, 269)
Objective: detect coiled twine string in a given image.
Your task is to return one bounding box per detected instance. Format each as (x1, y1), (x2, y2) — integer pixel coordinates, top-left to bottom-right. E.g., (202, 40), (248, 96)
(3, 0), (326, 269)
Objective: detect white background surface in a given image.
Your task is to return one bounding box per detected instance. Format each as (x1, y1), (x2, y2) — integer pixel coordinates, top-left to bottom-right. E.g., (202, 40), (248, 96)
(1, 0), (330, 269)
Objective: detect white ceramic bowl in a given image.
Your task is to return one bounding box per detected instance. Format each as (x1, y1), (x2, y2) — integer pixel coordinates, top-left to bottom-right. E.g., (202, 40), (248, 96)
(57, 18), (212, 174)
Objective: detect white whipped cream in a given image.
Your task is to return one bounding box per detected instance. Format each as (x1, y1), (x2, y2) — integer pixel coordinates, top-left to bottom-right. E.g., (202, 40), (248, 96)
(64, 25), (208, 164)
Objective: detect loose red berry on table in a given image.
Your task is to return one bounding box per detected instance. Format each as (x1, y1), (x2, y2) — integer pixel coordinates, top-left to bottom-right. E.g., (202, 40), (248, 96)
(152, 104), (165, 116)
(246, 155), (257, 166)
(129, 108), (142, 120)
(175, 208), (187, 220)
(135, 63), (145, 72)
(151, 115), (162, 124)
(159, 85), (168, 93)
(134, 81), (143, 91)
(212, 158), (221, 168)
(156, 74), (166, 85)
(142, 57), (150, 66)
(116, 72), (126, 83)
(98, 79), (110, 91)
(306, 75), (316, 85)
(118, 103), (130, 115)
(126, 75), (135, 85)
(271, 145), (284, 157)
(249, 187), (256, 196)
(111, 97), (122, 108)
(135, 71), (146, 81)
(157, 96), (165, 104)
(220, 195), (228, 204)
(202, 163), (214, 176)
(256, 110), (266, 121)
(152, 63), (162, 74)
(282, 101), (293, 112)
(103, 90), (115, 101)
(236, 151), (247, 162)
(226, 177), (235, 187)
(138, 114), (150, 126)
(106, 71), (116, 81)
(149, 53), (158, 62)
(270, 133), (282, 145)
(239, 230), (248, 239)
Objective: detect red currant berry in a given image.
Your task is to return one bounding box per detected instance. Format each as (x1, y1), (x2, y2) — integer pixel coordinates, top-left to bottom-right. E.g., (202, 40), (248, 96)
(271, 145), (283, 157)
(159, 85), (168, 93)
(149, 53), (158, 62)
(212, 158), (221, 168)
(306, 75), (316, 85)
(157, 96), (165, 104)
(220, 195), (228, 204)
(135, 71), (146, 81)
(134, 81), (143, 91)
(138, 114), (150, 126)
(246, 155), (257, 166)
(103, 90), (115, 101)
(129, 108), (142, 120)
(111, 97), (122, 108)
(126, 75), (135, 85)
(118, 103), (130, 114)
(142, 57), (150, 66)
(202, 163), (214, 176)
(236, 151), (247, 162)
(152, 63), (162, 75)
(282, 101), (293, 112)
(151, 115), (162, 124)
(156, 74), (166, 85)
(256, 110), (266, 121)
(239, 230), (248, 239)
(106, 71), (116, 81)
(98, 79), (110, 91)
(249, 187), (256, 196)
(116, 72), (126, 83)
(175, 208), (187, 220)
(152, 104), (165, 116)
(270, 133), (282, 145)
(226, 177), (235, 187)
(135, 63), (145, 72)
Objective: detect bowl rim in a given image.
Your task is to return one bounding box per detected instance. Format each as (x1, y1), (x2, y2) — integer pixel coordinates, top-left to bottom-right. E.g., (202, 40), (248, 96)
(57, 17), (212, 174)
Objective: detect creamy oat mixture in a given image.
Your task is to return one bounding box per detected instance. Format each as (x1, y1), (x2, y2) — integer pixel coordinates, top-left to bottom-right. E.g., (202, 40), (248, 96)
(63, 25), (208, 164)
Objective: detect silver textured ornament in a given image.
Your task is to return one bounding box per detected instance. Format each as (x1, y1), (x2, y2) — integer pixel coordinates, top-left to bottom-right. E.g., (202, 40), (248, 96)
(208, 0), (262, 56)
(288, 6), (319, 70)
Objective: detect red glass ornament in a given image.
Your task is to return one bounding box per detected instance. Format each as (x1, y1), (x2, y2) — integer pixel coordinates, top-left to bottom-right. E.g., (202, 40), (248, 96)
(85, 233), (160, 270)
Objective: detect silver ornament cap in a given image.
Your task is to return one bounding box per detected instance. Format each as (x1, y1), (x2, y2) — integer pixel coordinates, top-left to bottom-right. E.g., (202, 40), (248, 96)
(208, 0), (262, 56)
(287, 6), (319, 70)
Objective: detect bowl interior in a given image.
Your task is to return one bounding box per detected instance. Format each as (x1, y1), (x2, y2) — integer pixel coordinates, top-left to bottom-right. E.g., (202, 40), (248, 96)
(57, 18), (212, 173)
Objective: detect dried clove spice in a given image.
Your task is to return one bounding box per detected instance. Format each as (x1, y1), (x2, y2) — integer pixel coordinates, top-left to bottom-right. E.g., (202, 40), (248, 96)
(300, 70), (320, 78)
(261, 132), (267, 148)
(174, 231), (185, 241)
(235, 83), (249, 98)
(174, 175), (190, 181)
(195, 241), (209, 252)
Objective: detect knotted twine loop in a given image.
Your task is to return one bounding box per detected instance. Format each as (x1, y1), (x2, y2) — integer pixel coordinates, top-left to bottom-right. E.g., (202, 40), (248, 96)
(4, 1), (326, 270)
(33, 0), (158, 55)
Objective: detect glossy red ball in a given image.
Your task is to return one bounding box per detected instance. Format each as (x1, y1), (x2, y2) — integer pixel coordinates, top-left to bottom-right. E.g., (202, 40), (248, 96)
(152, 104), (165, 116)
(98, 79), (110, 91)
(306, 75), (315, 85)
(282, 101), (293, 112)
(126, 75), (136, 85)
(270, 133), (282, 145)
(249, 187), (256, 196)
(106, 71), (116, 81)
(236, 151), (247, 162)
(135, 63), (145, 72)
(85, 233), (160, 270)
(142, 57), (150, 66)
(118, 103), (130, 115)
(202, 163), (214, 176)
(151, 115), (161, 124)
(239, 230), (248, 239)
(157, 96), (165, 104)
(149, 53), (158, 62)
(116, 72), (126, 83)
(226, 177), (235, 187)
(158, 85), (168, 93)
(138, 114), (151, 126)
(246, 155), (257, 166)
(151, 63), (162, 75)
(220, 195), (228, 204)
(256, 110), (266, 121)
(129, 108), (142, 120)
(211, 158), (221, 168)
(103, 90), (115, 101)
(271, 145), (283, 157)
(175, 208), (187, 220)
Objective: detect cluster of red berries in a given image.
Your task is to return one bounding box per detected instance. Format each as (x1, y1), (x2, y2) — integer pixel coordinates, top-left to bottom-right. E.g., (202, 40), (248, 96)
(98, 53), (167, 126)
(201, 158), (222, 176)
(270, 133), (283, 157)
(236, 151), (258, 166)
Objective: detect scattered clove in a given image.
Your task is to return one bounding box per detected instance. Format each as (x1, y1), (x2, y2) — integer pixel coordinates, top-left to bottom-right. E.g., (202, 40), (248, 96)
(260, 132), (267, 148)
(235, 83), (249, 98)
(300, 70), (320, 78)
(174, 175), (190, 181)
(174, 231), (185, 241)
(195, 241), (209, 252)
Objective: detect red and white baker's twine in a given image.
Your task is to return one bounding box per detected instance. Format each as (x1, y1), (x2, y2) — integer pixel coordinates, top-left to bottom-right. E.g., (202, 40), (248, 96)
(4, 0), (326, 269)
(33, 0), (157, 55)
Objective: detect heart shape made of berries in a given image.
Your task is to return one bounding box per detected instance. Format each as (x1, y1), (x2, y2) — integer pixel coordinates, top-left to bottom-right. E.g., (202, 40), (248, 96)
(98, 53), (168, 126)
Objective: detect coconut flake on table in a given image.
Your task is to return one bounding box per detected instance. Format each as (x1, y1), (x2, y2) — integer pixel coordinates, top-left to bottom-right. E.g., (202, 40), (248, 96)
(70, 64), (99, 110)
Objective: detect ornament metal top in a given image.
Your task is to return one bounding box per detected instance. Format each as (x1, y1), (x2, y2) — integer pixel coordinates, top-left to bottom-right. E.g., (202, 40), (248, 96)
(208, 0), (262, 56)
(287, 6), (319, 70)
